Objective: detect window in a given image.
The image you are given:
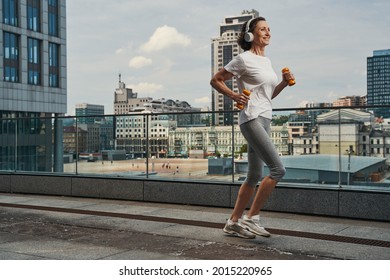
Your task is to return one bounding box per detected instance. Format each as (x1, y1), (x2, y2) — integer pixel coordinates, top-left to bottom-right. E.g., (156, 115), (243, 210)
(48, 0), (58, 36)
(27, 0), (40, 31)
(27, 37), (41, 85)
(3, 32), (19, 82)
(2, 0), (18, 26)
(49, 43), (60, 87)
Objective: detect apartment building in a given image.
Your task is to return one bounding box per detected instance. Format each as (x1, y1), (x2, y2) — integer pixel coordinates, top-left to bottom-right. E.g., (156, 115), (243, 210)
(333, 96), (367, 107)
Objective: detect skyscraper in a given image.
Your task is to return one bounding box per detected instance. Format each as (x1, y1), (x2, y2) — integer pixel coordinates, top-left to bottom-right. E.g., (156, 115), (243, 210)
(367, 49), (390, 118)
(211, 9), (258, 126)
(0, 0), (67, 171)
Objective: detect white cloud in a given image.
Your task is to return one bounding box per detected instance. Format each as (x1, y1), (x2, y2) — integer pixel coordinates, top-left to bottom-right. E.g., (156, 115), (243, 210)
(127, 82), (164, 94)
(194, 96), (210, 104)
(115, 42), (134, 55)
(128, 56), (152, 68)
(140, 25), (191, 53)
(115, 48), (124, 54)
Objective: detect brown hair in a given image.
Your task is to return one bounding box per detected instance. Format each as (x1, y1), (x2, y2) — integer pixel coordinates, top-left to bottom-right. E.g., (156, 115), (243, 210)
(237, 17), (266, 51)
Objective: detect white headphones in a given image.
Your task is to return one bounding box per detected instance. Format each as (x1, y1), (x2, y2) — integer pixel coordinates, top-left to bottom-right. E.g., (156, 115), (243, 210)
(244, 17), (255, 42)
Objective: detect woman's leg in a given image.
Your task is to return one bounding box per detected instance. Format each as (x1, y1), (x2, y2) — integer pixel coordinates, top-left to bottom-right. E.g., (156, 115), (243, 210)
(247, 176), (278, 217)
(240, 117), (285, 217)
(229, 122), (264, 222)
(230, 182), (255, 222)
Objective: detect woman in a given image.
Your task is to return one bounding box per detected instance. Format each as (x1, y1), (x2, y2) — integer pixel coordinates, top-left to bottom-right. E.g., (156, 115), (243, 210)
(210, 16), (294, 239)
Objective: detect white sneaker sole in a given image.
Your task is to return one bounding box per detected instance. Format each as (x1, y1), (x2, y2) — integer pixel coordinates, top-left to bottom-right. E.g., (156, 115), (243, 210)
(245, 227), (271, 237)
(241, 221), (271, 237)
(223, 228), (256, 239)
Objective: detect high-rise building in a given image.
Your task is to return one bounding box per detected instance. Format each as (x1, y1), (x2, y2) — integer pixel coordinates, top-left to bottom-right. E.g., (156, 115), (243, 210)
(0, 0), (66, 171)
(75, 103), (104, 124)
(211, 9), (258, 126)
(367, 49), (390, 118)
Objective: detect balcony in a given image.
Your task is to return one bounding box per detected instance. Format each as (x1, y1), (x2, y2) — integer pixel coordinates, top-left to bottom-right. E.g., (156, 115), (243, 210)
(0, 106), (390, 222)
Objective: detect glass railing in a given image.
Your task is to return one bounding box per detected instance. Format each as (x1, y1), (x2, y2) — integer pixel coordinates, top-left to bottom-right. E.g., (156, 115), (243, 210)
(1, 106), (390, 191)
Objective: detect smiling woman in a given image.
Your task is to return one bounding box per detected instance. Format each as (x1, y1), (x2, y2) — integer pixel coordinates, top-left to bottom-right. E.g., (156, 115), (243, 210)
(210, 15), (295, 239)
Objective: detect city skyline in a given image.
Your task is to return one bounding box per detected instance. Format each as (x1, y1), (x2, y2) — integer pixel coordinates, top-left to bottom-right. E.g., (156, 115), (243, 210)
(67, 0), (389, 115)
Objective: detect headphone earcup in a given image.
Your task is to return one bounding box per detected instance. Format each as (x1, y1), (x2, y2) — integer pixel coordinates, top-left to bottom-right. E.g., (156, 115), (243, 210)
(244, 32), (254, 42)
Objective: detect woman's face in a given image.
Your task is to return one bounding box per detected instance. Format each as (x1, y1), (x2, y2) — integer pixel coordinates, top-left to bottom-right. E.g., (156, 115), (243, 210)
(253, 20), (271, 47)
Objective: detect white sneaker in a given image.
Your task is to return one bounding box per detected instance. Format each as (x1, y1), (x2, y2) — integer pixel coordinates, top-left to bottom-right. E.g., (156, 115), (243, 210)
(241, 215), (271, 237)
(223, 219), (256, 239)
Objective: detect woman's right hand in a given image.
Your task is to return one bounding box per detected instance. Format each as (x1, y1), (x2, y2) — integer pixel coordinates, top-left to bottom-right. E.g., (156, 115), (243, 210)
(234, 91), (250, 106)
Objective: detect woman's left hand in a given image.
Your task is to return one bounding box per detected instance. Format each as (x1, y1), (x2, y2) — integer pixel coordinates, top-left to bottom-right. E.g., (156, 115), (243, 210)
(282, 71), (295, 86)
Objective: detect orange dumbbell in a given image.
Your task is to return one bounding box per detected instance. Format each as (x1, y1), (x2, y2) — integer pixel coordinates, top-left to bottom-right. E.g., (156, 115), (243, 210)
(282, 67), (295, 86)
(236, 89), (251, 110)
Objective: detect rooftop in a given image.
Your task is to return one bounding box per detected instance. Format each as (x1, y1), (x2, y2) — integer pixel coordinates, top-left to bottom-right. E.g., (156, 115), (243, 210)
(280, 155), (385, 173)
(1, 192), (389, 261)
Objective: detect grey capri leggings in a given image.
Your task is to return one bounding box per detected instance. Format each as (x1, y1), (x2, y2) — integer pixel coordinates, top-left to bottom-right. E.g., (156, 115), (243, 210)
(239, 116), (286, 187)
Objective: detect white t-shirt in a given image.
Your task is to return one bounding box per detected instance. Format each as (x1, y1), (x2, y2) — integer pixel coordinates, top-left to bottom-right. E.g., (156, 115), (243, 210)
(224, 51), (278, 125)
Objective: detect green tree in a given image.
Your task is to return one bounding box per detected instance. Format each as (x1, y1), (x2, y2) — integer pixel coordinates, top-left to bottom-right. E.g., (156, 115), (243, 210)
(272, 115), (289, 126)
(240, 144), (248, 154)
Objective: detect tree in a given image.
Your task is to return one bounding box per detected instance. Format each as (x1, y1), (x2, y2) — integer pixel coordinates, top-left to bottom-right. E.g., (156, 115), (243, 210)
(240, 144), (248, 154)
(272, 115), (289, 126)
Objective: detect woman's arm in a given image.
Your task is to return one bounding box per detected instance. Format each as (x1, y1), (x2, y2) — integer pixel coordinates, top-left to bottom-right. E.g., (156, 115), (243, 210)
(210, 68), (249, 105)
(272, 81), (288, 99)
(271, 71), (295, 100)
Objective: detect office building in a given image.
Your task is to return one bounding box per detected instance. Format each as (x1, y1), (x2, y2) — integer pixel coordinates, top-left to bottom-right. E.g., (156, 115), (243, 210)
(70, 103), (113, 153)
(75, 103), (104, 124)
(114, 74), (147, 115)
(211, 9), (258, 126)
(113, 76), (202, 158)
(0, 0), (66, 171)
(367, 49), (390, 118)
(114, 74), (200, 121)
(317, 109), (374, 156)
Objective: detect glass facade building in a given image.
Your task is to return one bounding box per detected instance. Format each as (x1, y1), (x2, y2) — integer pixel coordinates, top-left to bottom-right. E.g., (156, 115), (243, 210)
(0, 0), (67, 172)
(3, 31), (19, 82)
(75, 103), (105, 125)
(367, 49), (390, 118)
(2, 0), (18, 26)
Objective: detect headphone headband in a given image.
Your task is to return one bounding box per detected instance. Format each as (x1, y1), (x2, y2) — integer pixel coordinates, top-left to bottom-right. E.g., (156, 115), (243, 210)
(245, 17), (254, 33)
(244, 17), (255, 42)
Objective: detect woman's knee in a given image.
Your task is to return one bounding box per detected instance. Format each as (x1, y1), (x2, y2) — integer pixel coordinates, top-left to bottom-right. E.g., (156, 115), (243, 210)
(245, 174), (261, 187)
(270, 166), (286, 182)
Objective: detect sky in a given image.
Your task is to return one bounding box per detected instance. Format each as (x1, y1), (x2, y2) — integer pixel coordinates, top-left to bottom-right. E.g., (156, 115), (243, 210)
(66, 0), (390, 115)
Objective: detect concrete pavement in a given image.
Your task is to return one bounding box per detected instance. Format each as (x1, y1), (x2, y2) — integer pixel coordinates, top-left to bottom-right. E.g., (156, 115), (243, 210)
(0, 193), (389, 260)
